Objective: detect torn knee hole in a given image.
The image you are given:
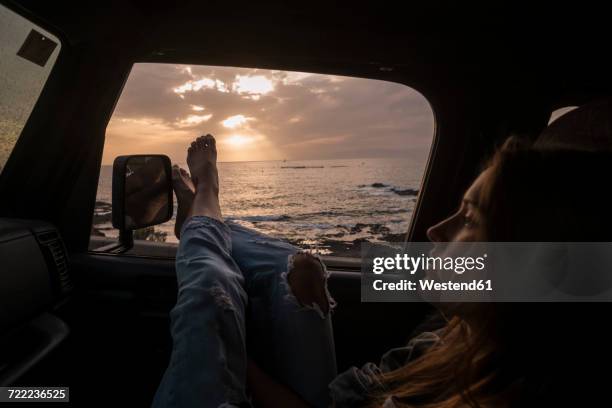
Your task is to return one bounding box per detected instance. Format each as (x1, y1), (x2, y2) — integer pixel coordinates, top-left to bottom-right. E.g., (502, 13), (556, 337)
(209, 284), (234, 311)
(287, 252), (332, 314)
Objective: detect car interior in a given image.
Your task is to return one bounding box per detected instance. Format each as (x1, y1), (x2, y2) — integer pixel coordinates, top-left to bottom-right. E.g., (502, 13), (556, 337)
(1, 1), (611, 406)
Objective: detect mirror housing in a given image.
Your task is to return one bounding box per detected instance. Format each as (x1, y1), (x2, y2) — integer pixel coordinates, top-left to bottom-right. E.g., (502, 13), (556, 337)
(103, 155), (173, 253)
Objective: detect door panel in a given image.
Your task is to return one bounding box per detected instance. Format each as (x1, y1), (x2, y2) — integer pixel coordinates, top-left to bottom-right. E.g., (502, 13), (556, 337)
(22, 253), (431, 405)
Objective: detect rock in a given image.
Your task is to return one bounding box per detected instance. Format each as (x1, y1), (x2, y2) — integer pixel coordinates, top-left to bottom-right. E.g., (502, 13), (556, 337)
(382, 232), (407, 241)
(369, 224), (390, 234)
(95, 200), (112, 209)
(350, 223), (368, 234)
(90, 227), (105, 237)
(391, 188), (419, 196)
(92, 212), (112, 224)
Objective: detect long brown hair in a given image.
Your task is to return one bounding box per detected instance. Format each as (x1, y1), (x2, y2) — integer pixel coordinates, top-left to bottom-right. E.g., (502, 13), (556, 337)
(369, 138), (612, 407)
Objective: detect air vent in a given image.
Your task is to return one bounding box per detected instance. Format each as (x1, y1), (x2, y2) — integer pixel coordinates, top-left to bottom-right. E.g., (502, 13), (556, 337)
(35, 230), (73, 295)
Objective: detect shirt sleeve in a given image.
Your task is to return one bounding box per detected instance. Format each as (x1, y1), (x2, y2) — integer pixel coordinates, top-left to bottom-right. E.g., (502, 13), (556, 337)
(329, 331), (441, 408)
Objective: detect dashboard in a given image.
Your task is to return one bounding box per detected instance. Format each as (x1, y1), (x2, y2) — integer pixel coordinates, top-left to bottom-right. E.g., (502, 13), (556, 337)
(0, 218), (72, 385)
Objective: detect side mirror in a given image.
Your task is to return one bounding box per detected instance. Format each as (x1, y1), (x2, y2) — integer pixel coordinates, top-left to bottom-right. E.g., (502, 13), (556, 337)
(105, 155), (173, 253)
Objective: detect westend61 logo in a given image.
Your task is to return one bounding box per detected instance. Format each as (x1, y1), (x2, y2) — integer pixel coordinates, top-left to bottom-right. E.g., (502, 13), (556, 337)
(372, 253), (488, 275)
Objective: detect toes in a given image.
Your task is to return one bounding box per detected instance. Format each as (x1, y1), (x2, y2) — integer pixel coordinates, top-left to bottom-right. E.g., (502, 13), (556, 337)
(189, 134), (216, 153)
(200, 134), (216, 153)
(196, 135), (207, 149)
(174, 165), (188, 176)
(204, 134), (216, 149)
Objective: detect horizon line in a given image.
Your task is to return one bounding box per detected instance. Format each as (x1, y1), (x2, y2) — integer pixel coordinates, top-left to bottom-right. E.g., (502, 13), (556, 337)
(101, 155), (427, 166)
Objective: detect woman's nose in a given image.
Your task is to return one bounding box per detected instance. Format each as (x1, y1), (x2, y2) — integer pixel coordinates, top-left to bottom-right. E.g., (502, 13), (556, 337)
(427, 224), (442, 242)
(427, 217), (452, 242)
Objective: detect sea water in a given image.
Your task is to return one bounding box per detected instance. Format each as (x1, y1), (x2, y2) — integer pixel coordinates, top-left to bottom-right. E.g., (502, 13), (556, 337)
(93, 155), (427, 256)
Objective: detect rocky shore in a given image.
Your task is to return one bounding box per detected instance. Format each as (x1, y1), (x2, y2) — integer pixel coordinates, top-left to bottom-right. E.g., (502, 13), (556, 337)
(288, 222), (406, 257)
(91, 201), (408, 257)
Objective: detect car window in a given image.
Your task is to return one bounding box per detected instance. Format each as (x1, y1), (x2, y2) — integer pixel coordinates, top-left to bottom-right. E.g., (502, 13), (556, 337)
(0, 4), (60, 173)
(548, 106), (578, 125)
(91, 63), (435, 258)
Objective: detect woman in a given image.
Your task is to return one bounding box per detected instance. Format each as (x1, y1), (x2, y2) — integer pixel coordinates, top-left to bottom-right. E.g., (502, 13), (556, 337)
(154, 134), (612, 407)
(336, 137), (612, 407)
(153, 134), (337, 408)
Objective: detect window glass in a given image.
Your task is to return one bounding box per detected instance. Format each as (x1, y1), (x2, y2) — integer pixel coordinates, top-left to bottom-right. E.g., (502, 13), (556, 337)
(548, 106), (578, 125)
(0, 4), (60, 172)
(91, 63), (434, 257)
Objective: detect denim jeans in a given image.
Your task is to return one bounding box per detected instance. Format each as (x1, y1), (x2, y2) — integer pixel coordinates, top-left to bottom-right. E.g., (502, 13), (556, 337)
(152, 216), (337, 408)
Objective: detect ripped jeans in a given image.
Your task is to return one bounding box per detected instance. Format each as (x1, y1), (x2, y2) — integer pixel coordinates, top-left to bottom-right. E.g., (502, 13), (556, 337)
(152, 216), (337, 408)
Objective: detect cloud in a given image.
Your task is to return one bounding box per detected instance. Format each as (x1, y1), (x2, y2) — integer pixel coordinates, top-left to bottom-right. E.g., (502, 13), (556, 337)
(232, 75), (274, 96)
(173, 78), (230, 97)
(103, 63), (434, 163)
(177, 114), (213, 127)
(174, 77), (215, 94)
(221, 114), (254, 129)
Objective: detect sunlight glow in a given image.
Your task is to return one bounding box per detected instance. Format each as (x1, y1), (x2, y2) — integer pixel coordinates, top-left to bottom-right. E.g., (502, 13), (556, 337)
(224, 134), (253, 147)
(222, 114), (252, 129)
(191, 105), (205, 111)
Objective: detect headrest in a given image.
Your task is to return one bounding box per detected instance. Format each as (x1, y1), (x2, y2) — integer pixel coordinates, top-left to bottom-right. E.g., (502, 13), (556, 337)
(536, 98), (612, 151)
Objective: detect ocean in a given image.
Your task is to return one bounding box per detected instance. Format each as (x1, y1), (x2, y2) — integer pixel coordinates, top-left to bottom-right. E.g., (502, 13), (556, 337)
(93, 156), (427, 257)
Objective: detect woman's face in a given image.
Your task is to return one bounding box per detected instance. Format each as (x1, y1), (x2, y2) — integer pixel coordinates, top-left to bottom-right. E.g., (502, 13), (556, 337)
(425, 170), (491, 315)
(427, 169), (490, 243)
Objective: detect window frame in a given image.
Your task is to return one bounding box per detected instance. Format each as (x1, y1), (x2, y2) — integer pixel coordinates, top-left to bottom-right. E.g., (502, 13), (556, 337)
(0, 1), (64, 175)
(88, 61), (438, 270)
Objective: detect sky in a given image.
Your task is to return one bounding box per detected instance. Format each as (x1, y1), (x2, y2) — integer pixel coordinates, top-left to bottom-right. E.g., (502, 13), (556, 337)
(102, 63), (435, 164)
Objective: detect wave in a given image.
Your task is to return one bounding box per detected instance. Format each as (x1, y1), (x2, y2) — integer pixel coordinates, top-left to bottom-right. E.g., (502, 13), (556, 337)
(229, 214), (293, 222)
(227, 207), (410, 224)
(358, 183), (419, 196)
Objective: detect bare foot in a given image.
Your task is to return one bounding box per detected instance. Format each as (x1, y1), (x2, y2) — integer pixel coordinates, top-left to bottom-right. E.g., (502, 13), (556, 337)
(172, 165), (195, 239)
(186, 134), (222, 221)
